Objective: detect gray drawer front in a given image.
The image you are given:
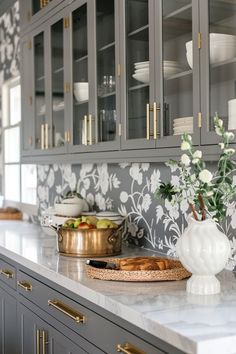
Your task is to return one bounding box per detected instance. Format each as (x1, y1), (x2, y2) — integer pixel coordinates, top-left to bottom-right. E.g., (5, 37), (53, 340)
(0, 259), (16, 290)
(17, 271), (164, 354)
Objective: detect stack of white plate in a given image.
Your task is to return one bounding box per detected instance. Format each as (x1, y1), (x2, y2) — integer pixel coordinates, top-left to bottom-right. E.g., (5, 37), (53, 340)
(132, 60), (183, 83)
(173, 117), (193, 135)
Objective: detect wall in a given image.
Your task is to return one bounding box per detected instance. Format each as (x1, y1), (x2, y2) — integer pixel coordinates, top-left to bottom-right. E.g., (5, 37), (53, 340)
(1, 1), (236, 271)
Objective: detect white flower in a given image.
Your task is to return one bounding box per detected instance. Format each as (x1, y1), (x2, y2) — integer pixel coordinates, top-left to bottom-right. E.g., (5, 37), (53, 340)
(141, 194), (152, 212)
(181, 154), (190, 166)
(206, 191), (214, 197)
(219, 143), (225, 149)
(171, 175), (180, 187)
(190, 174), (196, 182)
(215, 127), (222, 136)
(141, 163), (150, 171)
(181, 141), (191, 151)
(95, 193), (106, 210)
(193, 150), (202, 159)
(218, 119), (223, 127)
(150, 169), (161, 193)
(224, 148), (235, 156)
(120, 191), (129, 203)
(47, 169), (55, 188)
(225, 132), (235, 140)
(199, 169), (213, 184)
(192, 158), (199, 164)
(96, 164), (109, 195)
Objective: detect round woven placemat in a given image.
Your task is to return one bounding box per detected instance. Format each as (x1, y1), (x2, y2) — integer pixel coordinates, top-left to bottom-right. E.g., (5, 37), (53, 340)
(86, 258), (191, 282)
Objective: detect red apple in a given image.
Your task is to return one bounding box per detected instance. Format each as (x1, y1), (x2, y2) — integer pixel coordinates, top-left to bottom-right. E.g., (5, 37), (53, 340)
(77, 222), (94, 229)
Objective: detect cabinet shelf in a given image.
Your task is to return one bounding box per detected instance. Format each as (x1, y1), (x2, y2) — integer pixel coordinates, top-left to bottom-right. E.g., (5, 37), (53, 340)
(98, 42), (115, 52)
(165, 69), (192, 81)
(74, 55), (88, 64)
(53, 67), (64, 75)
(36, 75), (45, 82)
(98, 91), (116, 99)
(128, 25), (149, 37)
(164, 3), (192, 20)
(211, 56), (236, 69)
(129, 83), (149, 92)
(74, 99), (88, 106)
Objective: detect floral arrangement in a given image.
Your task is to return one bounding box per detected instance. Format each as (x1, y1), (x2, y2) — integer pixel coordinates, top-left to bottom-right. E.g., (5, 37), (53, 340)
(155, 115), (236, 222)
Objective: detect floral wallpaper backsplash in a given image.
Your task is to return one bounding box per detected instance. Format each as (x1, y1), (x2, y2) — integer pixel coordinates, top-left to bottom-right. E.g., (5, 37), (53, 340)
(38, 162), (236, 271)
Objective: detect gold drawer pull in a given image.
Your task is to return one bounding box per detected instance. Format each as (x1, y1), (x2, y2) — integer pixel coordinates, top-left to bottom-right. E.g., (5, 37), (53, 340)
(48, 300), (85, 324)
(117, 343), (146, 354)
(0, 269), (14, 279)
(17, 280), (32, 291)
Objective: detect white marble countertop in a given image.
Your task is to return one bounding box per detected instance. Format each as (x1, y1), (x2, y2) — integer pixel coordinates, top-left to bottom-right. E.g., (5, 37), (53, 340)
(0, 221), (236, 354)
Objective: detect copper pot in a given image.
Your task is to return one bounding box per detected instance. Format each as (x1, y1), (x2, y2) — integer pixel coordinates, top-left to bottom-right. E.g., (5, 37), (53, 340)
(50, 224), (123, 257)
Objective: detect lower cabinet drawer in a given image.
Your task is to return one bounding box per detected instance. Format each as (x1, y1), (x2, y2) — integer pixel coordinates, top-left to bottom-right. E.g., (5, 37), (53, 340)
(17, 271), (164, 354)
(0, 258), (16, 290)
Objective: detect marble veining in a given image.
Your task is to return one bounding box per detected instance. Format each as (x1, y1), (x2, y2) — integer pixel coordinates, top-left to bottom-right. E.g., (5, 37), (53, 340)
(0, 221), (236, 354)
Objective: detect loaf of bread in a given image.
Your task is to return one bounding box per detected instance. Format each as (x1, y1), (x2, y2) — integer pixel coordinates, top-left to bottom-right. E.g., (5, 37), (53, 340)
(118, 257), (171, 271)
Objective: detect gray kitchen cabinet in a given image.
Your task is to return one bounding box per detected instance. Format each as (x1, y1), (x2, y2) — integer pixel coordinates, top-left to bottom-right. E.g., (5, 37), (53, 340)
(0, 259), (18, 354)
(20, 0), (235, 163)
(18, 303), (90, 354)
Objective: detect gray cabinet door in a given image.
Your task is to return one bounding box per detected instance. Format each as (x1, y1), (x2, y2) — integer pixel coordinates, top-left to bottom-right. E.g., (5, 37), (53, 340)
(200, 0), (236, 146)
(0, 286), (17, 354)
(18, 302), (88, 354)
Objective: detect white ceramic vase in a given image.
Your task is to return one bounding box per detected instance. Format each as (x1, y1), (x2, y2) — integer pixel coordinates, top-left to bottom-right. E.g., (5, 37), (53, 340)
(176, 217), (231, 295)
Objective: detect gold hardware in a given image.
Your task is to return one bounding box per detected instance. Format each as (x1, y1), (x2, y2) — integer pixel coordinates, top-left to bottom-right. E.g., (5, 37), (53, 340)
(64, 83), (70, 93)
(117, 343), (146, 354)
(153, 102), (160, 139)
(45, 123), (49, 149)
(0, 269), (14, 279)
(28, 40), (32, 50)
(84, 115), (88, 145)
(64, 131), (68, 142)
(198, 32), (202, 49)
(198, 112), (202, 128)
(42, 330), (48, 354)
(40, 0), (49, 8)
(64, 17), (70, 28)
(28, 136), (33, 145)
(118, 123), (122, 137)
(41, 124), (45, 150)
(40, 0), (43, 9)
(89, 114), (93, 145)
(67, 130), (71, 143)
(146, 103), (150, 140)
(48, 300), (85, 324)
(36, 329), (40, 354)
(17, 280), (32, 291)
(29, 96), (32, 105)
(117, 64), (121, 77)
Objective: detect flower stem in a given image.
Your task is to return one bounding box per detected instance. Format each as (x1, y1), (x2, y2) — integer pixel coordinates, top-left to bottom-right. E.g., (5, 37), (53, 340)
(198, 194), (206, 220)
(189, 203), (199, 221)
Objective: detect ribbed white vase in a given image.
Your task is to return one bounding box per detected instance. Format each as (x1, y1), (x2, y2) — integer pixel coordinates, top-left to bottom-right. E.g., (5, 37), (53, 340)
(176, 217), (231, 295)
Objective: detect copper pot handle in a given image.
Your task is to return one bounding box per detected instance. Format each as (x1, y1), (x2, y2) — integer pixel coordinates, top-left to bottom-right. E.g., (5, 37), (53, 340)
(49, 225), (63, 242)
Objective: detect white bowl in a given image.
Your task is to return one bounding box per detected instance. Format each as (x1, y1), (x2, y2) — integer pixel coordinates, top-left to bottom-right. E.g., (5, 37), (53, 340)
(132, 72), (149, 83)
(186, 34), (236, 68)
(174, 117), (193, 123)
(73, 82), (89, 102)
(54, 203), (83, 217)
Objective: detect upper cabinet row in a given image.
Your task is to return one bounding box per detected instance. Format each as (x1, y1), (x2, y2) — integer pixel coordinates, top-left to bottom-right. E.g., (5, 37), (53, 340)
(20, 0), (236, 161)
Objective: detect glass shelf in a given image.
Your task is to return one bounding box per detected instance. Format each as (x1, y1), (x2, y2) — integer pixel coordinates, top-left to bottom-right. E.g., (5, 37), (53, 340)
(74, 99), (88, 106)
(129, 83), (149, 91)
(98, 42), (115, 52)
(164, 3), (192, 20)
(128, 25), (149, 41)
(165, 69), (192, 81)
(98, 91), (116, 99)
(74, 55), (88, 64)
(211, 57), (236, 69)
(53, 67), (64, 75)
(36, 76), (45, 82)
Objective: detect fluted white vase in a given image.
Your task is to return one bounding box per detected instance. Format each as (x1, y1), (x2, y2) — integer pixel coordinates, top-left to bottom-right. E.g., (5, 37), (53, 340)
(176, 217), (231, 295)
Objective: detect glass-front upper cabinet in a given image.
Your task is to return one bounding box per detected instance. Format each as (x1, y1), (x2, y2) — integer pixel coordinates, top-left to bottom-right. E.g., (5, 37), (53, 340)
(157, 0), (198, 147)
(34, 31), (46, 151)
(96, 0), (119, 149)
(120, 0), (155, 149)
(200, 0), (236, 144)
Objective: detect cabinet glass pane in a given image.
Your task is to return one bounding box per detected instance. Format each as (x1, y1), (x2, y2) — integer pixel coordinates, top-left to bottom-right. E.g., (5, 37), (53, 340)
(51, 19), (65, 148)
(72, 5), (89, 146)
(209, 0), (236, 132)
(96, 0), (116, 142)
(162, 0), (193, 137)
(126, 0), (150, 140)
(34, 32), (46, 149)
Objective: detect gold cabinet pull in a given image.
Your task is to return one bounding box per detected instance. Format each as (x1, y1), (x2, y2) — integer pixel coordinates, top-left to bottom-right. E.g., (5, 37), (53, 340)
(117, 343), (146, 354)
(41, 124), (45, 150)
(153, 102), (160, 140)
(146, 103), (150, 140)
(64, 131), (68, 142)
(36, 329), (41, 354)
(84, 115), (88, 145)
(67, 130), (71, 143)
(48, 300), (85, 324)
(17, 280), (32, 292)
(89, 114), (93, 145)
(42, 330), (48, 354)
(45, 123), (49, 149)
(0, 269), (14, 279)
